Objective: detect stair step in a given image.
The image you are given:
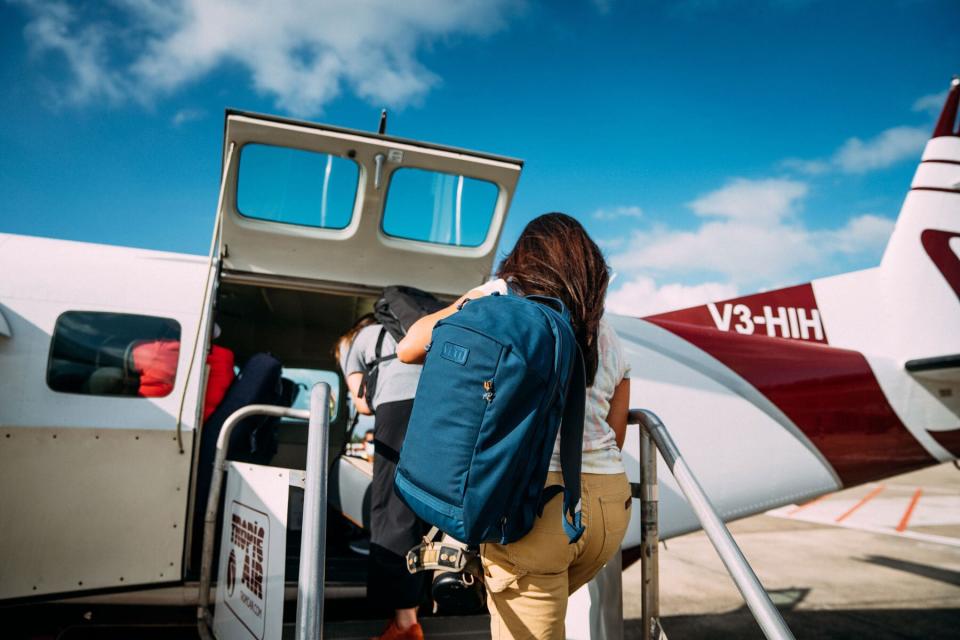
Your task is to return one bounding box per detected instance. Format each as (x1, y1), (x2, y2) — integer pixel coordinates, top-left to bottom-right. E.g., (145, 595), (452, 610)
(283, 615), (491, 639)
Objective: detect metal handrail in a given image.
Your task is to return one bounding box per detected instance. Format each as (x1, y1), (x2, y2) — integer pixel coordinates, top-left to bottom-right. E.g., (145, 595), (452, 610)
(296, 383), (332, 640)
(196, 382), (332, 640)
(630, 409), (795, 640)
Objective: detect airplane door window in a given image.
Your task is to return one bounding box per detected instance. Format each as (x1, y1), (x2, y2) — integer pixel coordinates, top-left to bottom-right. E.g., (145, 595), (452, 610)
(237, 143), (360, 229)
(46, 311), (182, 397)
(382, 168), (499, 247)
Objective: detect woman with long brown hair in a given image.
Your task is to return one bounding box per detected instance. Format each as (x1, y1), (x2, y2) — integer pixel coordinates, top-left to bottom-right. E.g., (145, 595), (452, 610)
(398, 212), (632, 639)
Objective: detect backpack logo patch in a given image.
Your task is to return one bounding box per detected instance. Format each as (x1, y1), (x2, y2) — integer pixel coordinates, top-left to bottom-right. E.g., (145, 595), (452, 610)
(440, 341), (469, 365)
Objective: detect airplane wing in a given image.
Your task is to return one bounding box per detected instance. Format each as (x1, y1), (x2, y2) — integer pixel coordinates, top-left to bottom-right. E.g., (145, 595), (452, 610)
(905, 354), (960, 382)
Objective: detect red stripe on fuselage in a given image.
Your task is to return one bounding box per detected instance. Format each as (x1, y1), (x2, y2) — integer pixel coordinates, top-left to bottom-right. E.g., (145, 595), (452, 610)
(646, 318), (936, 487)
(929, 429), (960, 457)
(647, 284), (829, 344)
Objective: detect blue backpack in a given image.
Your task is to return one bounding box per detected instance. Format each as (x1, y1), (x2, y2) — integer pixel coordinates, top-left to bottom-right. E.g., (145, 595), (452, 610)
(395, 293), (586, 546)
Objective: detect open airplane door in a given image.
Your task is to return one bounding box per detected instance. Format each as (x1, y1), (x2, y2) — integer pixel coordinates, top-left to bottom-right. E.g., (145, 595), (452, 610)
(218, 111), (523, 296)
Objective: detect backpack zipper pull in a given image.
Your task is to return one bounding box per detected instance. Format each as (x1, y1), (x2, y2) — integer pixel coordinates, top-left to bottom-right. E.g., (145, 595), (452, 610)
(483, 379), (495, 402)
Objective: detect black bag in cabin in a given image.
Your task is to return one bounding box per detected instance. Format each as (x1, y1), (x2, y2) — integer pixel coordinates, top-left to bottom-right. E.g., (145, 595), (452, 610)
(359, 286), (446, 408)
(374, 285), (446, 342)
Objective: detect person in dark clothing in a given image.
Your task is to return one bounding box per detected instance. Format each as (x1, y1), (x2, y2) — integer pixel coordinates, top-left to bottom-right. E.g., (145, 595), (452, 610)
(336, 315), (427, 640)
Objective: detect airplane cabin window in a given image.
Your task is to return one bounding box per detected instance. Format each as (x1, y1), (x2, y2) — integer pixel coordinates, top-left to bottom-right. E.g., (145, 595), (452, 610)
(382, 168), (498, 247)
(282, 368), (342, 419)
(237, 143), (359, 229)
(46, 311), (182, 398)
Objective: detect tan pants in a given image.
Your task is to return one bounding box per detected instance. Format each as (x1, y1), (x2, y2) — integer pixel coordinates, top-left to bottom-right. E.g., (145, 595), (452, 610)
(480, 471), (632, 640)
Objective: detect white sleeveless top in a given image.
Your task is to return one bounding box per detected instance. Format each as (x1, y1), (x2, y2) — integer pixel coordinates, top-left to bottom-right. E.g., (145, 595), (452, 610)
(478, 279), (629, 474)
(551, 318), (628, 474)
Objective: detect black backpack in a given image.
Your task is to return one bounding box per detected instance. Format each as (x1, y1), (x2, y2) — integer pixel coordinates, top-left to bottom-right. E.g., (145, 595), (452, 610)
(374, 285), (447, 342)
(359, 286), (446, 407)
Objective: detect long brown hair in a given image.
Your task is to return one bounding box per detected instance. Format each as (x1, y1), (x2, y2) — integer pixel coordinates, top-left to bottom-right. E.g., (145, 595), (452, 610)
(497, 213), (609, 386)
(332, 312), (377, 365)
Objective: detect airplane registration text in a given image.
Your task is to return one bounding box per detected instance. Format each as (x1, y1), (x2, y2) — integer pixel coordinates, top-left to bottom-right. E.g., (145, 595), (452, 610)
(707, 303), (825, 341)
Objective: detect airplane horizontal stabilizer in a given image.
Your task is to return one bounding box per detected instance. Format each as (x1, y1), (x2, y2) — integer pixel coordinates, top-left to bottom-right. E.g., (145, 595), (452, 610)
(905, 354), (960, 382)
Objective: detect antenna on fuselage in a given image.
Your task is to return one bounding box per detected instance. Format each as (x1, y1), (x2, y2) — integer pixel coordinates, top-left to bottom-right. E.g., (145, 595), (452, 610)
(932, 75), (959, 138)
(378, 109), (388, 135)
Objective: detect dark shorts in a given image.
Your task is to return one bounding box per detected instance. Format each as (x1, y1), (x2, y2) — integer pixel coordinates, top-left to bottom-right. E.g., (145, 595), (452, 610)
(369, 399), (429, 611)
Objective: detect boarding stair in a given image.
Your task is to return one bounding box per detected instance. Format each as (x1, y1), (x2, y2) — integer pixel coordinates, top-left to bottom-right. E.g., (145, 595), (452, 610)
(629, 409), (795, 640)
(196, 387), (795, 639)
(193, 384), (488, 640)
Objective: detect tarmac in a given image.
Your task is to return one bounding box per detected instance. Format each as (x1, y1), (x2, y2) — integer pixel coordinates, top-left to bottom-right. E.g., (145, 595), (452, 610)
(621, 462), (960, 639)
(10, 464), (959, 639)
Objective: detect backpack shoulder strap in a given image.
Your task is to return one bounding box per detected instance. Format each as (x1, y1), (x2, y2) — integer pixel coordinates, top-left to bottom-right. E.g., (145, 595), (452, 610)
(559, 350), (586, 544)
(358, 328), (396, 402)
(371, 328), (398, 367)
(374, 326), (386, 360)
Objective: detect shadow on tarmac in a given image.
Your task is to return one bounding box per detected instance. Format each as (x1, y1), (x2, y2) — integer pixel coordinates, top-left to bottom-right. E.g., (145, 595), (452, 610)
(10, 584), (960, 639)
(859, 555), (960, 588)
(635, 607), (960, 640)
(10, 604), (960, 640)
(629, 586), (960, 640)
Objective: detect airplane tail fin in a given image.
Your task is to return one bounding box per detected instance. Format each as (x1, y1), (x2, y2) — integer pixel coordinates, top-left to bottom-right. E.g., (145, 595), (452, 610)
(866, 77), (960, 461)
(876, 77), (960, 360)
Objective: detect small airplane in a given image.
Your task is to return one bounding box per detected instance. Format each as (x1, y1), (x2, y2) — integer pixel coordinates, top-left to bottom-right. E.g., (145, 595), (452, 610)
(617, 77), (960, 554)
(0, 78), (957, 636)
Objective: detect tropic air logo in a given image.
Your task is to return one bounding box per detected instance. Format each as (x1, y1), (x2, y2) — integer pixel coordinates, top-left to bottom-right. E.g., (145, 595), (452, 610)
(230, 512), (266, 601)
(222, 502), (270, 637)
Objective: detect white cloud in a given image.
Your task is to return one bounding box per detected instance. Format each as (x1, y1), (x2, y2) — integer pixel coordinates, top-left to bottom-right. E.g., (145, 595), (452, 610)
(13, 0), (518, 116)
(592, 205), (643, 220)
(814, 213), (894, 256)
(779, 157), (830, 175)
(913, 90), (947, 115)
(17, 1), (127, 105)
(779, 87), (938, 177)
(833, 125), (929, 174)
(606, 275), (738, 317)
(171, 107), (204, 127)
(608, 80), (919, 312)
(608, 178), (895, 291)
(689, 178), (807, 224)
(612, 219), (819, 285)
(780, 125), (929, 176)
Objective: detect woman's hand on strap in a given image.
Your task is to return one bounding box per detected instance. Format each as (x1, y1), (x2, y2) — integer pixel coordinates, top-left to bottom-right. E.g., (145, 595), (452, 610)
(396, 287), (489, 364)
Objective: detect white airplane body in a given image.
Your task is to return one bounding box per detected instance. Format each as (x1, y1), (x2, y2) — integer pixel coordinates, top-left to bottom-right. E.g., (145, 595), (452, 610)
(1, 81), (958, 616)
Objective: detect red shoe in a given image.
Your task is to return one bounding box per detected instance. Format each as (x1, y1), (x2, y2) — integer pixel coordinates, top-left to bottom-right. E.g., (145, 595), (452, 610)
(372, 619), (424, 640)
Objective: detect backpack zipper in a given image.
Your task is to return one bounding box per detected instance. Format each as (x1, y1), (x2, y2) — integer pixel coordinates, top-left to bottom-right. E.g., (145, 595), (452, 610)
(483, 379), (495, 402)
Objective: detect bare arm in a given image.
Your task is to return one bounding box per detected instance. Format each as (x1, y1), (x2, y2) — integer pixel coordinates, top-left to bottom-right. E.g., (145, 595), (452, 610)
(606, 378), (630, 450)
(344, 371), (373, 416)
(396, 288), (488, 364)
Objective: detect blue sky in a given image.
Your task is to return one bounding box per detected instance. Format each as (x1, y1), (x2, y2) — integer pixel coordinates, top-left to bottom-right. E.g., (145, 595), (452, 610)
(1, 0), (957, 314)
